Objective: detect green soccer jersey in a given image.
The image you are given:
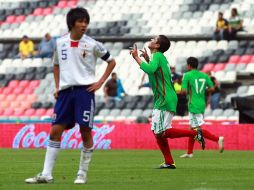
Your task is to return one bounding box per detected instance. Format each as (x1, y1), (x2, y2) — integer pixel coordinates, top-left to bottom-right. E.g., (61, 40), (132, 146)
(140, 52), (177, 112)
(181, 70), (214, 114)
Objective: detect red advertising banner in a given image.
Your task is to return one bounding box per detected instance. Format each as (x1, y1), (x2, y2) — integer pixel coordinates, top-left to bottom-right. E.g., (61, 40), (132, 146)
(0, 123), (253, 150)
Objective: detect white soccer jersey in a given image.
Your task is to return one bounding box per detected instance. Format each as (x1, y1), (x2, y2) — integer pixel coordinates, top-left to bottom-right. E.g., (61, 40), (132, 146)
(53, 33), (113, 90)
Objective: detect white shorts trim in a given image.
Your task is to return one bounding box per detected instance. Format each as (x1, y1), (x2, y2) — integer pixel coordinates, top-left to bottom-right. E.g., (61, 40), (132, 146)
(189, 113), (205, 128)
(151, 109), (173, 134)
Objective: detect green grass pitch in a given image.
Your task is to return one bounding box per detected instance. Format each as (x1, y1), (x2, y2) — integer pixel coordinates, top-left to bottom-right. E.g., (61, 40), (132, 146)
(0, 149), (253, 190)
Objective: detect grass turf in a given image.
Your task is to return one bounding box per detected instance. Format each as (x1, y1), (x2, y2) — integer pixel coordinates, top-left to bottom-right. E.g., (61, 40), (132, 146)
(0, 149), (253, 190)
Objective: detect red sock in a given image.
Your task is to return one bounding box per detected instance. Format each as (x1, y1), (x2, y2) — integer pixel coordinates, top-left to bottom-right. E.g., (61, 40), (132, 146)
(155, 136), (174, 164)
(163, 128), (196, 139)
(202, 129), (219, 142)
(187, 137), (195, 154)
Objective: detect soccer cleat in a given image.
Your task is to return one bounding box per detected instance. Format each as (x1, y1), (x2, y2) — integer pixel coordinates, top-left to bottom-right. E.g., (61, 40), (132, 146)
(74, 173), (87, 184)
(25, 173), (53, 184)
(158, 163), (176, 169)
(194, 128), (206, 150)
(218, 136), (224, 153)
(180, 153), (193, 158)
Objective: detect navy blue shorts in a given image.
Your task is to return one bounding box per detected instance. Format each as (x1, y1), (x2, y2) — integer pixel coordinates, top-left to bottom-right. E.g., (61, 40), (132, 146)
(52, 86), (95, 129)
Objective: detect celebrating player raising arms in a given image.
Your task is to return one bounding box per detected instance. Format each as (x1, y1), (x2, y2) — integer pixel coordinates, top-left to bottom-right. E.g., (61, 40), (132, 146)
(130, 35), (205, 169)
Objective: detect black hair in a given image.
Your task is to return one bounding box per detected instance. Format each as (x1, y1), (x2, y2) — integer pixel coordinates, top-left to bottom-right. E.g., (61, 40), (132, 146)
(157, 35), (171, 53)
(187, 57), (199, 69)
(218, 12), (223, 16)
(66, 7), (90, 31)
(111, 72), (116, 77)
(232, 8), (238, 15)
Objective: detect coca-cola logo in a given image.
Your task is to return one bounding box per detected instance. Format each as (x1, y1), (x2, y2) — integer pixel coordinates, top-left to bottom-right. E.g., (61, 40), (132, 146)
(12, 124), (115, 149)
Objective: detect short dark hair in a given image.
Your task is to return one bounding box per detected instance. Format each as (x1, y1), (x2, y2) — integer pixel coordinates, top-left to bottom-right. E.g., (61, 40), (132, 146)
(187, 57), (199, 69)
(157, 35), (171, 53)
(66, 7), (90, 31)
(232, 8), (238, 15)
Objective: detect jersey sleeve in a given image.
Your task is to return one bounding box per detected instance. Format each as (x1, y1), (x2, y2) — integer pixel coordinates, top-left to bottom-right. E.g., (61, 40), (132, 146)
(94, 41), (113, 62)
(52, 50), (59, 65)
(140, 53), (160, 74)
(181, 73), (189, 90)
(206, 75), (214, 88)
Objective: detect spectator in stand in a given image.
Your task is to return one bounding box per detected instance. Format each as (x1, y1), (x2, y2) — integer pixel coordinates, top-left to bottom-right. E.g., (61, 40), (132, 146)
(173, 76), (187, 116)
(35, 33), (55, 58)
(18, 35), (35, 59)
(104, 72), (126, 103)
(170, 65), (181, 83)
(213, 12), (229, 41)
(228, 8), (244, 40)
(207, 72), (221, 110)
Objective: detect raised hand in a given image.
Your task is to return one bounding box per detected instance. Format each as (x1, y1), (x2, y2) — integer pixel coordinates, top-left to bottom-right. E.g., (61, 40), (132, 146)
(129, 44), (138, 58)
(140, 48), (149, 62)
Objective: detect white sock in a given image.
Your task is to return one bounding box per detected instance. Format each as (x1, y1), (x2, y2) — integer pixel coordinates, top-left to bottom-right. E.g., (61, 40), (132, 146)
(42, 140), (61, 177)
(77, 146), (94, 176)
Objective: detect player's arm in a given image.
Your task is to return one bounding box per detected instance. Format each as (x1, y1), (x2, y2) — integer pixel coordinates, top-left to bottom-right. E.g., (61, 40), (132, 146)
(206, 75), (215, 93)
(52, 50), (60, 99)
(88, 42), (116, 92)
(181, 73), (188, 95)
(130, 45), (159, 74)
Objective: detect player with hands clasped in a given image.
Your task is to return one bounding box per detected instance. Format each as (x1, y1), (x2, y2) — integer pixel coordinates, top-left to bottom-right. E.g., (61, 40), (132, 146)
(25, 7), (116, 184)
(130, 35), (206, 169)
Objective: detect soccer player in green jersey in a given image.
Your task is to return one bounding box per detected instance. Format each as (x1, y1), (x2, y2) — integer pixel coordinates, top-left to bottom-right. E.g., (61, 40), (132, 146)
(130, 35), (205, 169)
(180, 57), (224, 158)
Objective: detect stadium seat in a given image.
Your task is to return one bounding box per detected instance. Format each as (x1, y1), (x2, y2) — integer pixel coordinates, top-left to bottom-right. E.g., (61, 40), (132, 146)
(244, 63), (254, 73)
(120, 109), (132, 116)
(2, 87), (13, 95)
(228, 55), (240, 63)
(0, 94), (5, 101)
(45, 108), (54, 116)
(24, 108), (35, 116)
(3, 107), (14, 116)
(224, 63), (236, 72)
(5, 15), (16, 23)
(8, 80), (19, 88)
(247, 85), (254, 95)
(13, 108), (24, 116)
(239, 55), (252, 63)
(20, 101), (32, 109)
(34, 108), (47, 116)
(202, 63), (215, 72)
(56, 1), (68, 8)
(235, 63), (247, 72)
(13, 87), (24, 95)
(15, 15), (25, 23)
(33, 8), (44, 16)
(16, 94), (27, 101)
(212, 63), (225, 72)
(6, 94), (16, 102)
(98, 109), (110, 117)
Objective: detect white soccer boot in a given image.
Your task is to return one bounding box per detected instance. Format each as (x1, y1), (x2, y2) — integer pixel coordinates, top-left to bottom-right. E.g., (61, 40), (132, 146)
(74, 173), (87, 184)
(218, 136), (224, 153)
(180, 153), (193, 158)
(25, 173), (53, 184)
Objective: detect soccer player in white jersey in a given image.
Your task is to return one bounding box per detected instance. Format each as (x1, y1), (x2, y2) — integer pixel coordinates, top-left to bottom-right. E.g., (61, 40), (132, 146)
(25, 7), (116, 184)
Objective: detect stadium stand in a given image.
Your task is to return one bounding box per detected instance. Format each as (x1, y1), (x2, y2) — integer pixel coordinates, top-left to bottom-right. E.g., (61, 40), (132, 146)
(0, 0), (254, 123)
